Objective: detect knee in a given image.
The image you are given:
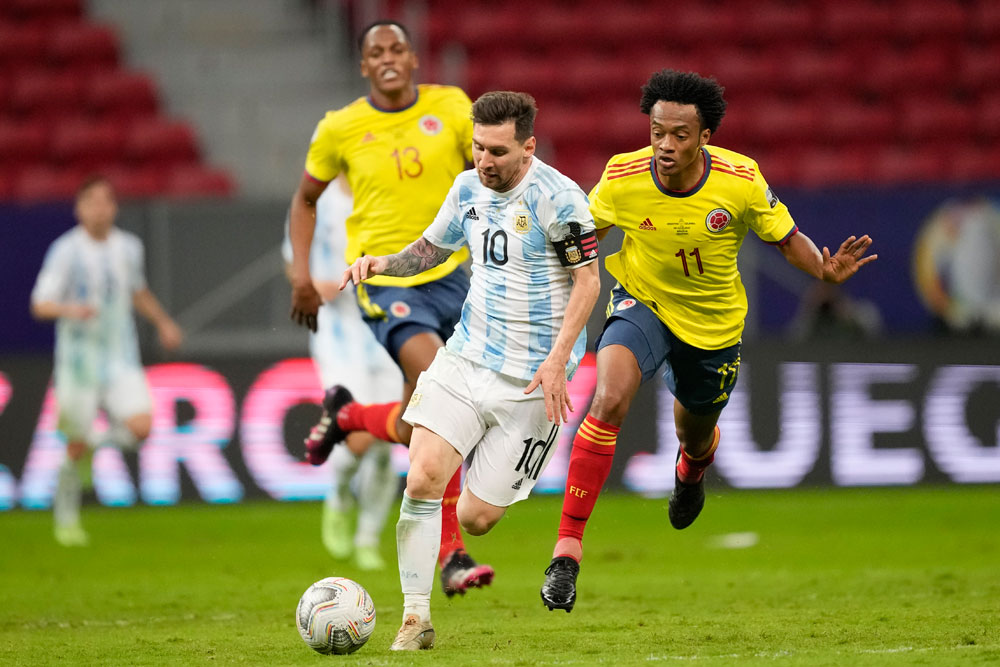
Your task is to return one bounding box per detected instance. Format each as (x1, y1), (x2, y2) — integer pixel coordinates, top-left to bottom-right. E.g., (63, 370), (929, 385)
(405, 455), (449, 499)
(127, 414), (152, 442)
(458, 510), (496, 537)
(66, 440), (87, 461)
(589, 385), (631, 425)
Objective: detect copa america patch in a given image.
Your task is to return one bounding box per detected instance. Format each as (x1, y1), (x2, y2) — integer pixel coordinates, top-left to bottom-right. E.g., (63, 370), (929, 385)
(390, 301), (412, 318)
(618, 298), (637, 311)
(765, 187), (779, 208)
(706, 208), (732, 233)
(419, 115), (442, 135)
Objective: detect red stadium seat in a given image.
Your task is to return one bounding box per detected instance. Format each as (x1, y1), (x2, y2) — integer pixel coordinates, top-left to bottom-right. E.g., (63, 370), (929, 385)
(956, 44), (1000, 92)
(970, 0), (1000, 40)
(102, 164), (168, 199)
(895, 1), (968, 41)
(86, 70), (159, 120)
(0, 20), (47, 69)
(859, 46), (953, 99)
(166, 165), (236, 198)
(873, 147), (939, 185)
(4, 0), (82, 22)
(742, 98), (820, 145)
(47, 22), (119, 69)
(124, 118), (200, 166)
(777, 48), (854, 95)
(898, 99), (975, 144)
(819, 99), (896, 145)
(49, 117), (128, 166)
(731, 2), (816, 46)
(820, 1), (895, 43)
(797, 147), (871, 187)
(976, 93), (1000, 139)
(9, 69), (86, 116)
(0, 118), (48, 164)
(12, 164), (84, 202)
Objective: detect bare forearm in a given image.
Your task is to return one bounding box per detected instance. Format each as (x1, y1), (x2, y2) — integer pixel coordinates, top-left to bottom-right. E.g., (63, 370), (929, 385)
(548, 262), (601, 364)
(133, 288), (172, 327)
(779, 231), (823, 280)
(289, 196), (317, 284)
(381, 237), (453, 277)
(31, 301), (68, 320)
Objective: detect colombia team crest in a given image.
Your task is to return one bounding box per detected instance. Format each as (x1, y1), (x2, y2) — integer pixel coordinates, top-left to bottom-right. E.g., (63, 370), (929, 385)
(390, 301), (412, 318)
(418, 115), (443, 135)
(705, 208), (732, 233)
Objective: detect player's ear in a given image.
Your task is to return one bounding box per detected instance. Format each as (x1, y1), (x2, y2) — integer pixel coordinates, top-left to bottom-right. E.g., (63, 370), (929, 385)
(523, 135), (536, 159)
(700, 128), (712, 146)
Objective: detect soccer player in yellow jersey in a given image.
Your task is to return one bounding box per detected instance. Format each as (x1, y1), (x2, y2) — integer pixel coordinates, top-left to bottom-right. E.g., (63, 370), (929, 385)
(287, 20), (493, 596)
(540, 70), (878, 611)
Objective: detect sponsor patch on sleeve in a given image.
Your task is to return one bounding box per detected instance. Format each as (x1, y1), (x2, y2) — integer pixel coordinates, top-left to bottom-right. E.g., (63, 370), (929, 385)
(766, 187), (779, 208)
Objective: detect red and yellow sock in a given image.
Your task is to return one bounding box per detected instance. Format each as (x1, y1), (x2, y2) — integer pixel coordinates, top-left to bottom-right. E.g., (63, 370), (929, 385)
(438, 468), (464, 565)
(676, 425), (720, 484)
(557, 414), (619, 545)
(336, 401), (402, 443)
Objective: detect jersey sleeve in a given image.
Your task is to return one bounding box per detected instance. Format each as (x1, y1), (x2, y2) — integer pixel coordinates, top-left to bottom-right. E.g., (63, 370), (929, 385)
(303, 112), (342, 184)
(30, 238), (70, 304)
(421, 178), (466, 251)
(587, 162), (617, 230)
(746, 167), (797, 245)
(127, 234), (148, 292)
(546, 186), (599, 267)
(450, 88), (474, 163)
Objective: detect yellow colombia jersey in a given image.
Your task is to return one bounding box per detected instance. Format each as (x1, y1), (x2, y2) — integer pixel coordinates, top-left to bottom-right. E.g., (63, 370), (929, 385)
(590, 144), (797, 349)
(304, 84), (473, 287)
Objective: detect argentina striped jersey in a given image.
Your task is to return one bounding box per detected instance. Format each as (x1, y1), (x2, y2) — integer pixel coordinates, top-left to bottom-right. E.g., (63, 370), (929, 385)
(422, 157), (597, 381)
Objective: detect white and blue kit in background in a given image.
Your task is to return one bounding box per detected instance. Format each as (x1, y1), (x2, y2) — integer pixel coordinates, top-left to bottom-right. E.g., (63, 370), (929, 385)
(402, 157), (598, 507)
(283, 179), (402, 558)
(31, 226), (152, 442)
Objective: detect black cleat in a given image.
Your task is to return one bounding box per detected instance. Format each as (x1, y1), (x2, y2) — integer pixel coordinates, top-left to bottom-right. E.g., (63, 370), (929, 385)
(668, 463), (705, 530)
(303, 385), (354, 465)
(440, 548), (494, 597)
(540, 556), (579, 612)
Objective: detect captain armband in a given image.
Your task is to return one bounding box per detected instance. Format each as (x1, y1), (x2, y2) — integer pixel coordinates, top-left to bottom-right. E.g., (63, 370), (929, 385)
(553, 229), (599, 267)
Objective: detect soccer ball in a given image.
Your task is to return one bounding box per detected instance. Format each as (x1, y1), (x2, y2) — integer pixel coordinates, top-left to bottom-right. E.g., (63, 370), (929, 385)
(296, 577), (376, 654)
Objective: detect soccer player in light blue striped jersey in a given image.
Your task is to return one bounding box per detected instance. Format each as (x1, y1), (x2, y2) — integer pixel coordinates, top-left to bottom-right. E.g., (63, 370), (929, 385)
(282, 177), (403, 571)
(340, 91), (602, 651)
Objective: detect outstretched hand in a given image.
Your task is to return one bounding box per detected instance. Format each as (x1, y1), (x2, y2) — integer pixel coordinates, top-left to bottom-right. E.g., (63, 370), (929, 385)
(822, 235), (878, 284)
(338, 255), (388, 291)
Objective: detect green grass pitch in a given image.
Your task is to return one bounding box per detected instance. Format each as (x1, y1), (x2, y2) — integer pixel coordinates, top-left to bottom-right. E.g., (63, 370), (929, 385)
(2, 486), (998, 665)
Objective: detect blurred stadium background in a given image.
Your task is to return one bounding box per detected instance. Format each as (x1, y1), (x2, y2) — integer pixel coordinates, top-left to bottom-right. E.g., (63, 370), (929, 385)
(2, 0), (1000, 511)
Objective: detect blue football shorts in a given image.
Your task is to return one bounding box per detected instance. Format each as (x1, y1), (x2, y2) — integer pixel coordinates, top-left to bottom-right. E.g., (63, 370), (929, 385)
(595, 284), (741, 415)
(355, 268), (469, 363)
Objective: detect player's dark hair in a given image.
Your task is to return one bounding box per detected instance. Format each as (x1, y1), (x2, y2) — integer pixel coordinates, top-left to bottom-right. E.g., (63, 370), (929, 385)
(640, 69), (727, 134)
(471, 91), (537, 142)
(357, 20), (412, 53)
(76, 173), (113, 199)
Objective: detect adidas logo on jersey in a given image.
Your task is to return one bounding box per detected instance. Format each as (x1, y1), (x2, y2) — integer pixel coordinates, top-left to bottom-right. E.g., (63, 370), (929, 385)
(638, 217), (656, 230)
(465, 207), (479, 220)
(361, 131), (376, 144)
(511, 478), (523, 490)
(713, 391), (729, 404)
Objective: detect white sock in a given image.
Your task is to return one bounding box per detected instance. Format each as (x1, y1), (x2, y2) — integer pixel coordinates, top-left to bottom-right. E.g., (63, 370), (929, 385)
(54, 458), (81, 527)
(325, 445), (361, 513)
(396, 492), (441, 622)
(88, 422), (140, 451)
(356, 442), (398, 548)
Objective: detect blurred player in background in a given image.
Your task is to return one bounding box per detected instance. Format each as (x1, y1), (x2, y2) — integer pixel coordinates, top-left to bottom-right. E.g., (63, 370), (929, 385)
(282, 176), (402, 571)
(540, 70), (878, 611)
(287, 20), (493, 595)
(30, 175), (183, 546)
(340, 91), (600, 651)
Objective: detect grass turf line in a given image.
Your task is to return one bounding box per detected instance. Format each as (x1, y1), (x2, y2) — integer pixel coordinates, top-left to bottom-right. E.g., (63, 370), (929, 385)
(1, 486), (998, 665)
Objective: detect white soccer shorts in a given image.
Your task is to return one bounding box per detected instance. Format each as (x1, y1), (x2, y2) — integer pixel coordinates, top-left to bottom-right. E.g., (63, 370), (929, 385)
(312, 302), (402, 403)
(402, 347), (560, 507)
(56, 366), (152, 442)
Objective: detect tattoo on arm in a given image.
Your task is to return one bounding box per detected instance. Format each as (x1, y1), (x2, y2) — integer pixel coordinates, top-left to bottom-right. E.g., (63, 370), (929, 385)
(382, 237), (453, 277)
